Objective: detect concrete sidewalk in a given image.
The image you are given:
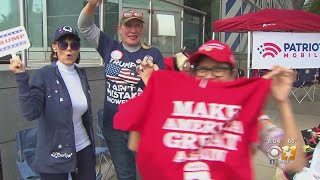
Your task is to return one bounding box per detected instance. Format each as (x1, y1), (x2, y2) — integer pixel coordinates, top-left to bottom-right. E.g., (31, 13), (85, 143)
(253, 86), (320, 180)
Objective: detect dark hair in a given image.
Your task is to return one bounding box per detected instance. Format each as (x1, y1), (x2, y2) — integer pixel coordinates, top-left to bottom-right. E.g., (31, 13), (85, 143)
(50, 34), (80, 64)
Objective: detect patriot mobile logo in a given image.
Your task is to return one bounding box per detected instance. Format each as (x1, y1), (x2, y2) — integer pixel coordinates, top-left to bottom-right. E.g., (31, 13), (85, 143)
(257, 43), (282, 58)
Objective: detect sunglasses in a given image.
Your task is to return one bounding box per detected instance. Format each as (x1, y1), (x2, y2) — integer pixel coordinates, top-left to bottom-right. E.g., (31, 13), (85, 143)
(122, 10), (143, 18)
(56, 41), (81, 51)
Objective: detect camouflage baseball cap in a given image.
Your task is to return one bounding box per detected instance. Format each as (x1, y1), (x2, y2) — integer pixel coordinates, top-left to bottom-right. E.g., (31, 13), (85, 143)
(120, 10), (144, 24)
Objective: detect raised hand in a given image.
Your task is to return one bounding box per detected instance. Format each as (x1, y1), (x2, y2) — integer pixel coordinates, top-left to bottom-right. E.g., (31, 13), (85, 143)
(262, 66), (296, 103)
(86, 0), (102, 7)
(136, 56), (159, 85)
(9, 57), (25, 74)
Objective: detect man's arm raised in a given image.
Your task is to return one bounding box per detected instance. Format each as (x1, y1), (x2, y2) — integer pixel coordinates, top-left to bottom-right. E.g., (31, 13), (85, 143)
(78, 0), (102, 49)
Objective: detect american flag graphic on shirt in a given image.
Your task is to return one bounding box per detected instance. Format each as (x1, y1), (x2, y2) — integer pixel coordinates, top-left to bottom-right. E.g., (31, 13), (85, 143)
(105, 63), (141, 85)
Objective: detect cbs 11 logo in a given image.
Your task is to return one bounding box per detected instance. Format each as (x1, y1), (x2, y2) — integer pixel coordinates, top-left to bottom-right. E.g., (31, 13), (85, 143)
(267, 145), (297, 164)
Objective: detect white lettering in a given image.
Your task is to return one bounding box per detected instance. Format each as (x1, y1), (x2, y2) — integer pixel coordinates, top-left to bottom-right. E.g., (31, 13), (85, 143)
(172, 149), (228, 162)
(171, 101), (241, 120)
(163, 118), (242, 134)
(163, 132), (242, 150)
(163, 132), (198, 149)
(224, 121), (244, 134)
(172, 101), (194, 117)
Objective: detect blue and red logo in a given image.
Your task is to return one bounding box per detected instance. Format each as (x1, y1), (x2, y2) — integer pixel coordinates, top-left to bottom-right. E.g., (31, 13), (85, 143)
(257, 43), (282, 58)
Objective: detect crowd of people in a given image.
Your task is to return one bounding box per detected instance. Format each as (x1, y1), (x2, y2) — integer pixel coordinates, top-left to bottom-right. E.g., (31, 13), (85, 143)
(8, 0), (313, 179)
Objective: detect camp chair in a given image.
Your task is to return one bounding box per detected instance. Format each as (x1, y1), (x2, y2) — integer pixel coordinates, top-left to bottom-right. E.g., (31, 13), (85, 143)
(237, 68), (245, 78)
(16, 127), (40, 180)
(95, 109), (116, 180)
(251, 69), (270, 77)
(289, 69), (317, 104)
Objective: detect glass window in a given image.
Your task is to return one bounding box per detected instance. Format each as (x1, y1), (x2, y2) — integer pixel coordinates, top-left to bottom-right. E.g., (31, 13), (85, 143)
(26, 0), (43, 47)
(103, 1), (119, 40)
(123, 0), (182, 11)
(152, 0), (182, 11)
(0, 152), (2, 180)
(184, 0), (213, 42)
(152, 11), (181, 57)
(47, 0), (99, 48)
(183, 12), (202, 54)
(0, 0), (19, 31)
(123, 0), (182, 56)
(123, 0), (150, 9)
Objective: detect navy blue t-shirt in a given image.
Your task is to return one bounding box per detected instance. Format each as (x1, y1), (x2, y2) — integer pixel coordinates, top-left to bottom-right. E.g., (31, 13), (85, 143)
(97, 31), (164, 124)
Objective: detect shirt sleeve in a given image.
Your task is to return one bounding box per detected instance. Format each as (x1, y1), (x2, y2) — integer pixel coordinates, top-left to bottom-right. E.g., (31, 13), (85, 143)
(78, 9), (117, 64)
(257, 115), (285, 154)
(78, 10), (100, 49)
(16, 70), (46, 121)
(114, 72), (157, 132)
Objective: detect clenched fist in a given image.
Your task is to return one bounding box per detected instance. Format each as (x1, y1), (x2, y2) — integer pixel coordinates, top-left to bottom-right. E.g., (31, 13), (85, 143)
(9, 57), (25, 74)
(136, 56), (159, 85)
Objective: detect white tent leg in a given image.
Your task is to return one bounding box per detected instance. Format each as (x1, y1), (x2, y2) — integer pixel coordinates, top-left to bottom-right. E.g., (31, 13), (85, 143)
(247, 31), (251, 78)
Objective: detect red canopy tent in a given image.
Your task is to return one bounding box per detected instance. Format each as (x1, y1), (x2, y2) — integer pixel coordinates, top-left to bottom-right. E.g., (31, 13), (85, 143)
(213, 8), (320, 32)
(212, 8), (320, 77)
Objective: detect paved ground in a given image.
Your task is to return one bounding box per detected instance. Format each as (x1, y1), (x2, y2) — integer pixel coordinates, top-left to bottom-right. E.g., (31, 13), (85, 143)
(253, 88), (320, 180)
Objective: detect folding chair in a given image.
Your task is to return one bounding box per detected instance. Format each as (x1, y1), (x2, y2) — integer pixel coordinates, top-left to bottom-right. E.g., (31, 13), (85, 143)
(16, 127), (40, 180)
(251, 69), (270, 77)
(237, 68), (245, 79)
(290, 68), (317, 104)
(95, 109), (116, 180)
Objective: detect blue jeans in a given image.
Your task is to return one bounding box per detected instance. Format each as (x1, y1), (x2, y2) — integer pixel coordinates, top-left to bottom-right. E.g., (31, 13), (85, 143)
(103, 123), (137, 180)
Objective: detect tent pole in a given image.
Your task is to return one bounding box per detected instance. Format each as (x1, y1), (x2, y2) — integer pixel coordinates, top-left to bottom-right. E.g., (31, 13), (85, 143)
(247, 31), (251, 78)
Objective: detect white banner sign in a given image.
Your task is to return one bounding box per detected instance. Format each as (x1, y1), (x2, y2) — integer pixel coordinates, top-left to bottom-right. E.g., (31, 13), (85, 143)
(252, 32), (320, 69)
(0, 26), (31, 57)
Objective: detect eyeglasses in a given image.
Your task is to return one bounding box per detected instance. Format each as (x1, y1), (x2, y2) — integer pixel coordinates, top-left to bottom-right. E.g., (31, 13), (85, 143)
(194, 66), (232, 77)
(122, 10), (143, 18)
(56, 41), (81, 51)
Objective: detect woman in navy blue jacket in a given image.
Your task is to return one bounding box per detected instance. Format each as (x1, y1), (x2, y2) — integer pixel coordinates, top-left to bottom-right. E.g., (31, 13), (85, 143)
(9, 25), (96, 180)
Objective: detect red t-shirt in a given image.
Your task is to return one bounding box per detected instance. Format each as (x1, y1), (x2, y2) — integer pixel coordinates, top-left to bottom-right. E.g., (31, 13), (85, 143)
(164, 56), (175, 70)
(114, 70), (271, 180)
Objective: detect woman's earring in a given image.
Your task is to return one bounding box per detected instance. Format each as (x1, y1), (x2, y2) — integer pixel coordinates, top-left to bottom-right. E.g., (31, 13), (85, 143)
(53, 52), (58, 61)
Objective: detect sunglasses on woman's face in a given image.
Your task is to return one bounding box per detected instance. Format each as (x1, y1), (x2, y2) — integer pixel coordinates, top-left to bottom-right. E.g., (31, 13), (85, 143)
(56, 41), (81, 51)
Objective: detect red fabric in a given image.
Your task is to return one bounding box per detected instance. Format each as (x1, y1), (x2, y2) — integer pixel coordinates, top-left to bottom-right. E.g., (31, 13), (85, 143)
(114, 70), (271, 180)
(164, 56), (175, 70)
(189, 40), (236, 67)
(213, 8), (320, 32)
